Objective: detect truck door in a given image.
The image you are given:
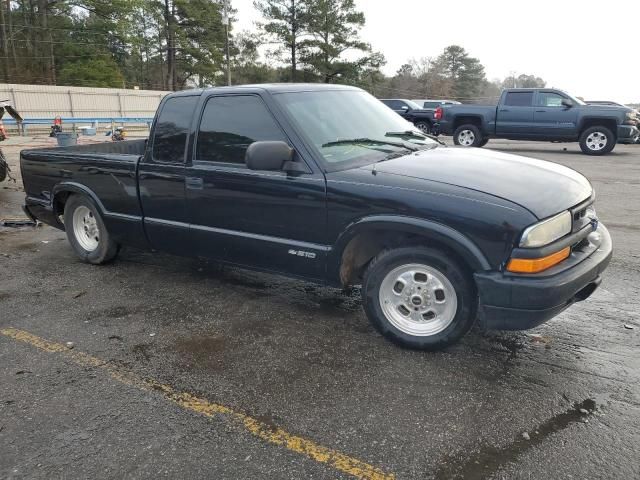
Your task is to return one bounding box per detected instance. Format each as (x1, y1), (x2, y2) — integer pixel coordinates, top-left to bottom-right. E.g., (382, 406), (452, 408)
(532, 91), (579, 138)
(383, 100), (411, 119)
(185, 93), (327, 281)
(495, 91), (535, 137)
(138, 94), (199, 254)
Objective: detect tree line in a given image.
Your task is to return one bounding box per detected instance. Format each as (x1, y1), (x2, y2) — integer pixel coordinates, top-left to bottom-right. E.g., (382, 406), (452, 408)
(0, 0), (545, 102)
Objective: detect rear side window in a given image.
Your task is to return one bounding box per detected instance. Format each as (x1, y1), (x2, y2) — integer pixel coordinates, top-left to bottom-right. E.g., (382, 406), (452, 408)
(504, 92), (533, 107)
(196, 95), (287, 164)
(423, 102), (439, 108)
(152, 96), (198, 163)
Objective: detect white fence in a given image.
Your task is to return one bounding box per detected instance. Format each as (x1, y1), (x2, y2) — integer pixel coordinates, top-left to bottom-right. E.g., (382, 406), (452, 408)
(0, 83), (171, 120)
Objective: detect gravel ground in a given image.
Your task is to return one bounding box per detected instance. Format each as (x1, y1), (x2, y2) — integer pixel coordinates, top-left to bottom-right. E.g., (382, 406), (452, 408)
(1, 136), (639, 479)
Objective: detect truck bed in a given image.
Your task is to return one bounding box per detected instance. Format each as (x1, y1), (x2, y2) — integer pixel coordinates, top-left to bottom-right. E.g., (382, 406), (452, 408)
(20, 139), (146, 241)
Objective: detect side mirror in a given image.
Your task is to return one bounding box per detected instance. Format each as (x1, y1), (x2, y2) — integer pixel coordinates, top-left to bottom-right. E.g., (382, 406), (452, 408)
(561, 99), (573, 108)
(400, 105), (409, 111)
(245, 141), (293, 171)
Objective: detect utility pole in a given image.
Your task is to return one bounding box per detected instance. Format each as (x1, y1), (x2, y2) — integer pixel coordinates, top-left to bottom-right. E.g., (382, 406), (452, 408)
(222, 0), (231, 86)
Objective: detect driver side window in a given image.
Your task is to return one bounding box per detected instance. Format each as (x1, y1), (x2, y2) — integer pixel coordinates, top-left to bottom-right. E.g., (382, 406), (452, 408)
(537, 92), (565, 107)
(195, 95), (287, 165)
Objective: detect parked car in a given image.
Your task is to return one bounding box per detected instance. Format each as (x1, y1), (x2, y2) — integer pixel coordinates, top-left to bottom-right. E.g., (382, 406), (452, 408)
(412, 99), (461, 109)
(437, 88), (639, 154)
(21, 84), (612, 350)
(379, 98), (438, 134)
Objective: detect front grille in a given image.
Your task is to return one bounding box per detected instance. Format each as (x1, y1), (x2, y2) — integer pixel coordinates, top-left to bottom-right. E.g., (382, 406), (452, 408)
(570, 197), (596, 234)
(573, 207), (587, 221)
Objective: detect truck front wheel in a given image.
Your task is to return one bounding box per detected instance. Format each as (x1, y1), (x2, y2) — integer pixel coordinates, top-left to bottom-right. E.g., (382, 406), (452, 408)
(579, 126), (615, 155)
(63, 194), (120, 264)
(414, 120), (432, 134)
(362, 246), (476, 350)
(453, 124), (483, 147)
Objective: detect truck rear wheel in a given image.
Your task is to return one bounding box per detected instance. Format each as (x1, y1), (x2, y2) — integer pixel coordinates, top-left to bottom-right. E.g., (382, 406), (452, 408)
(362, 246), (476, 350)
(453, 124), (483, 147)
(579, 126), (615, 155)
(63, 194), (120, 264)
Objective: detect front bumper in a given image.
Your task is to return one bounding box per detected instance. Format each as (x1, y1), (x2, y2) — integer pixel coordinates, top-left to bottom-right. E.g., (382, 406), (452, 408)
(617, 125), (639, 143)
(475, 223), (612, 330)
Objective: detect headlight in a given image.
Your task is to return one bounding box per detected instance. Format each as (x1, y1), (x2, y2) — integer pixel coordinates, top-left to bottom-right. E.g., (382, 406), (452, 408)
(520, 211), (572, 248)
(625, 112), (637, 125)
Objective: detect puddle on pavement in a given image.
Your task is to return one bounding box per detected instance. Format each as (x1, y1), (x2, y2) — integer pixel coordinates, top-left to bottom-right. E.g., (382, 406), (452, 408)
(173, 335), (226, 370)
(131, 343), (154, 361)
(434, 398), (598, 479)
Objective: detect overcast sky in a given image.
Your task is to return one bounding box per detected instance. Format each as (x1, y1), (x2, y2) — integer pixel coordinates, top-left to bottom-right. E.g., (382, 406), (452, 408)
(233, 0), (640, 103)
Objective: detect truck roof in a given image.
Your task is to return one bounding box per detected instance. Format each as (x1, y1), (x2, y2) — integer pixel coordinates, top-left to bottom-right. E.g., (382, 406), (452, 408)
(167, 83), (363, 97)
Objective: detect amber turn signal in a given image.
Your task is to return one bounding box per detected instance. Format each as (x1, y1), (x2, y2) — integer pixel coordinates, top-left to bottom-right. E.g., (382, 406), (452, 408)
(507, 247), (571, 274)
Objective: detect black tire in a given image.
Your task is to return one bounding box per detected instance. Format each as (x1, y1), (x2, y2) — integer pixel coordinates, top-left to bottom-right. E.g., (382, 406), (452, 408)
(478, 138), (489, 147)
(362, 246), (477, 350)
(453, 124), (483, 147)
(579, 126), (615, 155)
(414, 120), (432, 134)
(63, 194), (120, 264)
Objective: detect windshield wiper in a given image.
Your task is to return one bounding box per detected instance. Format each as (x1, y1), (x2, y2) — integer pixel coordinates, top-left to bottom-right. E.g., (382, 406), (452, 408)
(385, 130), (446, 146)
(322, 137), (419, 152)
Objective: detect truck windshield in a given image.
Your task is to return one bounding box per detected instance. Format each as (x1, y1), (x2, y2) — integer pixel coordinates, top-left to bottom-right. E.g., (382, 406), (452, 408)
(274, 90), (437, 171)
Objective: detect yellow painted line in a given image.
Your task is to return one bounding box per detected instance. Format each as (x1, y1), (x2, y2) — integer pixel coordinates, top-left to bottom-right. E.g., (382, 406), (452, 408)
(1, 327), (394, 480)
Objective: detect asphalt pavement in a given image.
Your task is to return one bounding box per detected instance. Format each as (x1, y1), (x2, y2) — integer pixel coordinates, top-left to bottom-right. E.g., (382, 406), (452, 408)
(1, 137), (639, 479)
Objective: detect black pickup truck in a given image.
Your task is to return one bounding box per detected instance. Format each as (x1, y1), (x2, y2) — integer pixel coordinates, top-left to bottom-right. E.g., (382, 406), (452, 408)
(379, 99), (438, 134)
(20, 84), (612, 350)
(437, 88), (639, 155)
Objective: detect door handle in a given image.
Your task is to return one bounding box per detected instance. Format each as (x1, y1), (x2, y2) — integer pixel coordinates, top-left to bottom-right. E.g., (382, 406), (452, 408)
(535, 110), (546, 113)
(499, 109), (510, 112)
(185, 176), (203, 190)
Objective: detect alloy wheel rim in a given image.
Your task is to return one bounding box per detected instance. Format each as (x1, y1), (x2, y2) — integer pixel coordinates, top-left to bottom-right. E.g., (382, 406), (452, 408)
(378, 263), (458, 336)
(458, 129), (475, 146)
(72, 205), (100, 252)
(586, 132), (608, 151)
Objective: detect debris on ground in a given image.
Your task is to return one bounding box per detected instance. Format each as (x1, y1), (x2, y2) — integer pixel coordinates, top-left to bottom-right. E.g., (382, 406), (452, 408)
(528, 333), (553, 346)
(149, 333), (156, 337)
(623, 324), (635, 330)
(522, 432), (530, 440)
(66, 342), (75, 349)
(0, 217), (37, 228)
(73, 291), (87, 299)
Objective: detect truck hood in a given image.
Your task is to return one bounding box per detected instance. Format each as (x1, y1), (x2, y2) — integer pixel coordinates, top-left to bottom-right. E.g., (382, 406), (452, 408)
(366, 147), (592, 219)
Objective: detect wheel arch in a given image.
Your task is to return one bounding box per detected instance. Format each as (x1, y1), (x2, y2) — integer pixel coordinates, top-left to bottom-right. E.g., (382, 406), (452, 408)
(578, 117), (618, 137)
(52, 182), (107, 227)
(452, 115), (484, 131)
(329, 215), (491, 287)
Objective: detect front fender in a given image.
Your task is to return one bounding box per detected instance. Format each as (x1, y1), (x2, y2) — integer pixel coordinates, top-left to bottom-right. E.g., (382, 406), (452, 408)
(327, 214), (492, 286)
